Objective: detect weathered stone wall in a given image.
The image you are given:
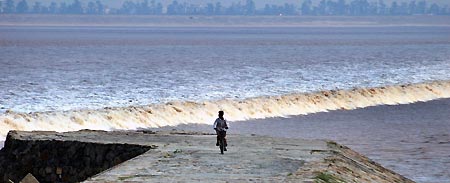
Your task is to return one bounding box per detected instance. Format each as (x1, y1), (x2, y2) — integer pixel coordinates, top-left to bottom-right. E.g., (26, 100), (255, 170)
(0, 132), (152, 183)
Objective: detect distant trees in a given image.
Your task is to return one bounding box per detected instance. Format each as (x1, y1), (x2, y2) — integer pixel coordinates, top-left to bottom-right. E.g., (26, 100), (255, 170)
(32, 2), (43, 13)
(244, 0), (256, 15)
(15, 0), (28, 13)
(263, 3), (296, 15)
(67, 0), (83, 14)
(4, 0), (15, 13)
(1, 0), (449, 16)
(118, 0), (163, 15)
(297, 0), (449, 16)
(48, 2), (57, 14)
(301, 0), (312, 15)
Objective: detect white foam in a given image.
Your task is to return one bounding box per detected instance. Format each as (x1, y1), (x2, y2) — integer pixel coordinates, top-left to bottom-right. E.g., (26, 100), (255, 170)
(1, 80), (449, 139)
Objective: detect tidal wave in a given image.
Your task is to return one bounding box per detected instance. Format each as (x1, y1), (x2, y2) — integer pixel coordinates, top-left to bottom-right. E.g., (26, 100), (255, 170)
(1, 80), (449, 138)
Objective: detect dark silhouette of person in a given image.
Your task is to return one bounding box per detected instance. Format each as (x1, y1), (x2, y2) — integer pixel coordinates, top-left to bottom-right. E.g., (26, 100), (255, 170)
(213, 111), (228, 150)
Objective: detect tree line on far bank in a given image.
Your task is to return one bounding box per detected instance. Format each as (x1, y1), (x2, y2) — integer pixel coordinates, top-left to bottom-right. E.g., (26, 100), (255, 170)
(1, 0), (449, 16)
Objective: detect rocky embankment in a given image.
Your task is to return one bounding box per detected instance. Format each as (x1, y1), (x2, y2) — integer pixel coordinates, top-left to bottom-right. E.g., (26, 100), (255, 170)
(0, 130), (152, 183)
(0, 130), (414, 183)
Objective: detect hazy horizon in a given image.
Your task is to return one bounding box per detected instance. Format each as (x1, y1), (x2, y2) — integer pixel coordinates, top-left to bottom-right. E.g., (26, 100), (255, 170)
(6, 0), (450, 8)
(1, 15), (450, 27)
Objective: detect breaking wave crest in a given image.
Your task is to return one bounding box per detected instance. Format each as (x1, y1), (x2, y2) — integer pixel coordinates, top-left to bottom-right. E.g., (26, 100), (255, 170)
(1, 80), (450, 138)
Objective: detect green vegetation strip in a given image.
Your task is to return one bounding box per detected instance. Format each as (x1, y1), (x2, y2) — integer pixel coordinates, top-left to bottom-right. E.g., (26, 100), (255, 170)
(314, 172), (346, 183)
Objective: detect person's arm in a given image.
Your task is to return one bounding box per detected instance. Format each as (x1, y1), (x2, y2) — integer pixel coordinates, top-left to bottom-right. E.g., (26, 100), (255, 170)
(213, 119), (218, 130)
(225, 119), (229, 129)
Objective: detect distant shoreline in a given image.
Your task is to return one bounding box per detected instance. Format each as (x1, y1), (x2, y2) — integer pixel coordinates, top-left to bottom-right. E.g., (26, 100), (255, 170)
(1, 14), (450, 27)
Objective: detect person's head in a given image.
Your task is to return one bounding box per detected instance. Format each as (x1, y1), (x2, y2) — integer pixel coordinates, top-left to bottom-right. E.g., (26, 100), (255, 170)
(218, 111), (224, 119)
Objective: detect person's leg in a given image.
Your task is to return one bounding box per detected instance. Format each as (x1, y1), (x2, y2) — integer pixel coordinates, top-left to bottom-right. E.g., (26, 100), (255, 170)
(216, 130), (219, 146)
(224, 131), (227, 147)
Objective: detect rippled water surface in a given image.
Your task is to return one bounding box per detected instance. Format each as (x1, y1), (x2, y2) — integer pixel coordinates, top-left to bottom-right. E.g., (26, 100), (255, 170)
(1, 26), (450, 112)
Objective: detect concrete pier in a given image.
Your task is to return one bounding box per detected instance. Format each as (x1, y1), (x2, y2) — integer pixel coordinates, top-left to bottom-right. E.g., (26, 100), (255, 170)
(0, 130), (413, 183)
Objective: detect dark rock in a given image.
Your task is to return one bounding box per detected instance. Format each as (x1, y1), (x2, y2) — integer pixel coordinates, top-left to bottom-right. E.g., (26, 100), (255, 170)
(95, 153), (103, 165)
(83, 157), (91, 167)
(105, 150), (115, 161)
(45, 167), (52, 174)
(50, 174), (57, 182)
(0, 131), (152, 183)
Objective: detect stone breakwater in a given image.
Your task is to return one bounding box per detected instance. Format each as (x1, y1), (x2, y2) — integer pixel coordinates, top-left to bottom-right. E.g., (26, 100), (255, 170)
(0, 130), (414, 183)
(0, 130), (153, 183)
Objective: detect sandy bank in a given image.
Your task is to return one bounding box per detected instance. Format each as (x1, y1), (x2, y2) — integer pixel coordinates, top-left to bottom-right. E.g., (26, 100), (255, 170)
(0, 130), (412, 182)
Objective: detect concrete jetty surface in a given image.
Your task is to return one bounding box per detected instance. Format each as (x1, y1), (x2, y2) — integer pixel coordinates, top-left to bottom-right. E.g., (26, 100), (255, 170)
(0, 130), (413, 182)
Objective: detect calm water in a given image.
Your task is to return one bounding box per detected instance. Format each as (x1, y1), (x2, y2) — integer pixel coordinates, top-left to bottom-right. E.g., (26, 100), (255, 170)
(0, 26), (450, 113)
